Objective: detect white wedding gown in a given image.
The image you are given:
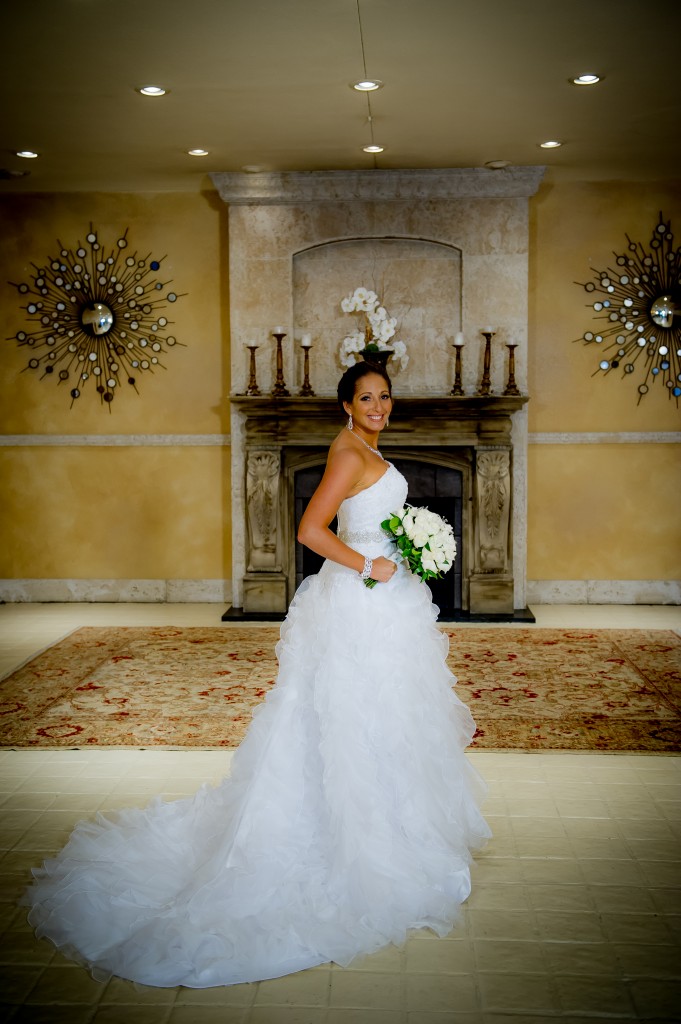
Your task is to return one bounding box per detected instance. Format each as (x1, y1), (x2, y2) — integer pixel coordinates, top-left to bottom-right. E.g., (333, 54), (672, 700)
(24, 463), (490, 987)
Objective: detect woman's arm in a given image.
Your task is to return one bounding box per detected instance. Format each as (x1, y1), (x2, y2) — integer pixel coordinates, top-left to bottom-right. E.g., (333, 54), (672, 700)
(297, 447), (396, 583)
(297, 448), (366, 573)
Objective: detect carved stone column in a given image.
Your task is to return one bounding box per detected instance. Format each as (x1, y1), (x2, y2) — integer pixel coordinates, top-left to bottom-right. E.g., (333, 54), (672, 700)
(243, 448), (287, 612)
(470, 447), (513, 614)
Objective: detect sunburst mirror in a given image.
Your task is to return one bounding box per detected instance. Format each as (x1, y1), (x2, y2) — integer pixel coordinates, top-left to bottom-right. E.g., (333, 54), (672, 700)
(575, 213), (680, 404)
(9, 225), (184, 409)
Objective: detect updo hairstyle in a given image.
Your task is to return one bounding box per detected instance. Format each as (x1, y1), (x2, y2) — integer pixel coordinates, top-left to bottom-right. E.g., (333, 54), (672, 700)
(337, 362), (392, 411)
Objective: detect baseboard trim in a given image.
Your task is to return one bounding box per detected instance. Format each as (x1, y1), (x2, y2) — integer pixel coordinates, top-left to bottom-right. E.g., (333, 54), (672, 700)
(0, 579), (232, 603)
(3, 578), (678, 607)
(527, 580), (681, 605)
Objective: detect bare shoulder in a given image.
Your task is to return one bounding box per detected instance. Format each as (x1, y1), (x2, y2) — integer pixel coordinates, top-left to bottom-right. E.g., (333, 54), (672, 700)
(325, 437), (365, 483)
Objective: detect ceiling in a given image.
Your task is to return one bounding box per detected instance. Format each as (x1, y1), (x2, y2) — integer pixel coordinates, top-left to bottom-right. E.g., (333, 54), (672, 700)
(2, 0), (680, 193)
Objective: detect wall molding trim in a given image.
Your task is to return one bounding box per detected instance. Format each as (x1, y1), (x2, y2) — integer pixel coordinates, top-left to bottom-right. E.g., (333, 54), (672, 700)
(527, 579), (681, 605)
(0, 579), (232, 603)
(3, 431), (678, 448)
(529, 432), (681, 444)
(0, 435), (231, 447)
(211, 166), (546, 205)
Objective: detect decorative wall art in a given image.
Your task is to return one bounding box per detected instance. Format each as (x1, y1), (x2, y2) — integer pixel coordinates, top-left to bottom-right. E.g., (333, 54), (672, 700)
(575, 213), (680, 403)
(9, 226), (184, 408)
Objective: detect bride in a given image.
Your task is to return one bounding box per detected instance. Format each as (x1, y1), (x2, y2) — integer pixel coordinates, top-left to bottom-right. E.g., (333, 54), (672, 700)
(23, 362), (491, 988)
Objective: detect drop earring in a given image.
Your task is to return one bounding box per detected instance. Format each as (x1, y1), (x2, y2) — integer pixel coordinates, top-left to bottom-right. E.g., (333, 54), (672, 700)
(347, 414), (353, 430)
(385, 416), (390, 427)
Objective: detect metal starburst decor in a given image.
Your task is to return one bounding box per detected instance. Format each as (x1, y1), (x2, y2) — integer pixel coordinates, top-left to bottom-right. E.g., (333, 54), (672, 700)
(575, 213), (680, 403)
(9, 225), (184, 408)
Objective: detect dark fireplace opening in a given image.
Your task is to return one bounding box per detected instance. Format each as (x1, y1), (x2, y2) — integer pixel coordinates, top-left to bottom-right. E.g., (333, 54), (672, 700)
(294, 458), (463, 617)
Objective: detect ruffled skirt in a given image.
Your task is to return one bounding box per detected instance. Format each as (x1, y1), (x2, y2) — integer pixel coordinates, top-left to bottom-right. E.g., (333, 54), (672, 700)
(23, 555), (490, 987)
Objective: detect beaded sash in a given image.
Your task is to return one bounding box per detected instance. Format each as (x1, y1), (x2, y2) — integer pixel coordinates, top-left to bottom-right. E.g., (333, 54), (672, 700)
(338, 528), (387, 544)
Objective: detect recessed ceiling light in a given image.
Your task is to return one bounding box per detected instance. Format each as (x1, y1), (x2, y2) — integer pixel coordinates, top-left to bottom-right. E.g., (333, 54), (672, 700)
(363, 144), (384, 153)
(187, 149), (209, 157)
(570, 74), (601, 86)
(352, 79), (383, 92)
(137, 85), (167, 97)
(484, 160), (511, 170)
(242, 164), (266, 173)
(16, 150), (39, 159)
(539, 140), (563, 149)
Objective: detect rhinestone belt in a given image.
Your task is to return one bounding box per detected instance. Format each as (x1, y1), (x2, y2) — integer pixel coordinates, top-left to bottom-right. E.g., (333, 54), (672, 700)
(338, 529), (388, 544)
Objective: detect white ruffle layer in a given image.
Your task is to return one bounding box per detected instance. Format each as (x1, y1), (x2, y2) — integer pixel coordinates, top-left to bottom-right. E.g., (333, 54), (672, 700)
(24, 547), (490, 987)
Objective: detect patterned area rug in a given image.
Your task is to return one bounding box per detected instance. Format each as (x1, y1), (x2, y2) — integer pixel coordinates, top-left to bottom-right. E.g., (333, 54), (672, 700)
(1, 627), (680, 751)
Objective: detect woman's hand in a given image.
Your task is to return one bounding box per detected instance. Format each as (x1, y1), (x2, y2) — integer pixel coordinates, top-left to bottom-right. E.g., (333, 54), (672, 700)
(369, 556), (398, 584)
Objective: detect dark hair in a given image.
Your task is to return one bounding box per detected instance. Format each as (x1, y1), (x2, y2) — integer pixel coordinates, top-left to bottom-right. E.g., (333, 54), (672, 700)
(337, 362), (392, 410)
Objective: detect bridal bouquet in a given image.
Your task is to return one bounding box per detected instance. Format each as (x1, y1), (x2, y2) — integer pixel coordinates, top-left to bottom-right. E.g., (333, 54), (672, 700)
(339, 286), (408, 371)
(365, 505), (457, 588)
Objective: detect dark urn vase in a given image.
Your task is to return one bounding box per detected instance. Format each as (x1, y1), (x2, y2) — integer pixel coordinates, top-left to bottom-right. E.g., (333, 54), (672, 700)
(359, 347), (393, 370)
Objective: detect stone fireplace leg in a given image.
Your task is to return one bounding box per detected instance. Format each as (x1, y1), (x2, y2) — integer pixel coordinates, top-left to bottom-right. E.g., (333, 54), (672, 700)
(469, 447), (514, 614)
(243, 448), (287, 613)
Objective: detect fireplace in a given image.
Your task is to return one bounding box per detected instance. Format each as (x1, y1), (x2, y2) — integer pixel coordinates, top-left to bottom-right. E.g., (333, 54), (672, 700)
(228, 395), (527, 619)
(212, 167), (543, 616)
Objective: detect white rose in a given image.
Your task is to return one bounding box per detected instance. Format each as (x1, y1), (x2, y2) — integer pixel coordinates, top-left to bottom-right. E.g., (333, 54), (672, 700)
(412, 528), (430, 548)
(421, 555), (438, 573)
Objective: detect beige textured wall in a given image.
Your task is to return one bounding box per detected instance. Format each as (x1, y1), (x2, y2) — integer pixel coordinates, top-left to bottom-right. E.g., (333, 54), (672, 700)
(0, 192), (231, 581)
(527, 180), (681, 582)
(1, 180), (679, 591)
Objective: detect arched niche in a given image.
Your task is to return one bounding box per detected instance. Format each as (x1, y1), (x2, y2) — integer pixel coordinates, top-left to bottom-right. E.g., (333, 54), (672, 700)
(292, 237), (462, 395)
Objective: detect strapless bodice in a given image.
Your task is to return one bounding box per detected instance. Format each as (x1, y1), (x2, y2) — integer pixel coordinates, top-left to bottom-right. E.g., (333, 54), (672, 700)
(336, 464), (407, 547)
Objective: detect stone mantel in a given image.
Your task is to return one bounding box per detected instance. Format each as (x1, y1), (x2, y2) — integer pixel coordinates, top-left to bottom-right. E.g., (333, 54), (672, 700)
(231, 395), (528, 448)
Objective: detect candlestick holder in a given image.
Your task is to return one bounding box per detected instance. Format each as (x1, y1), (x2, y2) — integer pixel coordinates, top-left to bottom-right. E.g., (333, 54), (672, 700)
(477, 331), (494, 396)
(299, 344), (315, 396)
(271, 332), (290, 397)
(503, 343), (521, 396)
(450, 342), (464, 396)
(245, 345), (261, 396)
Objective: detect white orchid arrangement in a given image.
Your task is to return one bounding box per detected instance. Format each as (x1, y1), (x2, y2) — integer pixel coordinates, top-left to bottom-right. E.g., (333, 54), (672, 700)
(339, 286), (408, 371)
(364, 505), (456, 589)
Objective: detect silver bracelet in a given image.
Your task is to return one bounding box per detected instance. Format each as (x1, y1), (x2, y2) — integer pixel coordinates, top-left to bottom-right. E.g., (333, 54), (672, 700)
(359, 556), (373, 580)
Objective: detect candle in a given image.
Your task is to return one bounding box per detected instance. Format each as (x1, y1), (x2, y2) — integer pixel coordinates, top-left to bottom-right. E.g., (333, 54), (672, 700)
(301, 334), (312, 348)
(481, 326), (495, 334)
(274, 325), (285, 335)
(245, 339), (258, 349)
(454, 331), (464, 347)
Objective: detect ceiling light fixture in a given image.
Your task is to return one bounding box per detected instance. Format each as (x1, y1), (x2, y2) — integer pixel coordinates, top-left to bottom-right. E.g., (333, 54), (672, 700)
(352, 79), (383, 91)
(540, 140), (563, 149)
(354, 2), (384, 160)
(187, 149), (209, 157)
(484, 160), (511, 170)
(137, 85), (167, 97)
(570, 74), (601, 86)
(16, 150), (39, 159)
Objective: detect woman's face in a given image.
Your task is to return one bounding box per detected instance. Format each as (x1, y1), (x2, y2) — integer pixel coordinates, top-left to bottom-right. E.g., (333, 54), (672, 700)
(343, 372), (393, 433)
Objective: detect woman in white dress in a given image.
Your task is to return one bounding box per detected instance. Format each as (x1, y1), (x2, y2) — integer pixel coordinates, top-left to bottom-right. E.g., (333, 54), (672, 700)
(23, 363), (490, 988)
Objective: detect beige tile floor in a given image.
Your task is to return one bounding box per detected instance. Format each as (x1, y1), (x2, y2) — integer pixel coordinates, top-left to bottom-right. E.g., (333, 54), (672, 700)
(0, 603), (680, 1024)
